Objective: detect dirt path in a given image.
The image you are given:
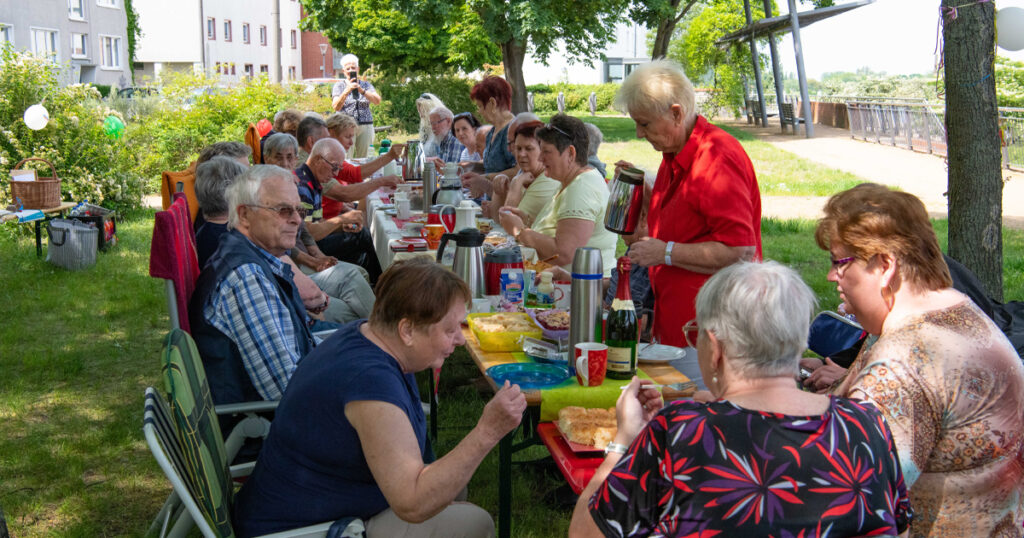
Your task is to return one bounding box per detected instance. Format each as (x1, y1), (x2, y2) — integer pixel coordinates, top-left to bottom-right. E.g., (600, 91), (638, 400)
(719, 119), (1024, 230)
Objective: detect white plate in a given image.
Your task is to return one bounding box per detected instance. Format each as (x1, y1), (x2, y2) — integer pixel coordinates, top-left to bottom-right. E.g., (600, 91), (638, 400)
(638, 344), (687, 363)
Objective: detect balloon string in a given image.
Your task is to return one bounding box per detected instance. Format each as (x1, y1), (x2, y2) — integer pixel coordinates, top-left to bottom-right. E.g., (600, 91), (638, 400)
(942, 0), (991, 22)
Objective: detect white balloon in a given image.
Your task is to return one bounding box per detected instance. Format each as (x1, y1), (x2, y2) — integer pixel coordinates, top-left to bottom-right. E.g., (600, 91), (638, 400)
(23, 104), (49, 130)
(997, 7), (1024, 52)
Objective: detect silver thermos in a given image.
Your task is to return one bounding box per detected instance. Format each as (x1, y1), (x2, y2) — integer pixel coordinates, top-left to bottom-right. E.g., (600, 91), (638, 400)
(569, 247), (604, 353)
(604, 166), (645, 235)
(423, 165), (438, 207)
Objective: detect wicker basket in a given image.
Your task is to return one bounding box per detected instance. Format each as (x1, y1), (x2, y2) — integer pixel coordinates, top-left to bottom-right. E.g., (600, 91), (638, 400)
(10, 157), (61, 209)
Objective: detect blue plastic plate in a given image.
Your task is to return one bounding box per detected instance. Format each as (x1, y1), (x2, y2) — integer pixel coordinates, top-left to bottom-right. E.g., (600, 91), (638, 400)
(486, 363), (569, 390)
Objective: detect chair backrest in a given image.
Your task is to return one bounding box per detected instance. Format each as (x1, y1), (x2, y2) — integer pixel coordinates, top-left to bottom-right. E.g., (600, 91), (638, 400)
(161, 162), (200, 220)
(161, 329), (235, 537)
(244, 123), (262, 165)
(150, 193), (200, 332)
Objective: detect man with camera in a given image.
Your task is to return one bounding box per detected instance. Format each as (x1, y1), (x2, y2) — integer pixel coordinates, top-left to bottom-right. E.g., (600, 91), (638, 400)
(331, 54), (381, 159)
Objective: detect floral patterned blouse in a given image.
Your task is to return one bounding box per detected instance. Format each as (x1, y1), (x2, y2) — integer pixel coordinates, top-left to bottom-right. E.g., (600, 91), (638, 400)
(588, 397), (911, 537)
(835, 298), (1024, 536)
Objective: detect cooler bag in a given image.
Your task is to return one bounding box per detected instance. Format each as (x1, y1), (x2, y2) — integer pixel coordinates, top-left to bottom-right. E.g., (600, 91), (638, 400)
(46, 218), (98, 270)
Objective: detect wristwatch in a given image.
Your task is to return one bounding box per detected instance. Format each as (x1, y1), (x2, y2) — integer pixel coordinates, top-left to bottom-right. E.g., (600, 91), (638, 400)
(604, 442), (629, 456)
(664, 241), (675, 266)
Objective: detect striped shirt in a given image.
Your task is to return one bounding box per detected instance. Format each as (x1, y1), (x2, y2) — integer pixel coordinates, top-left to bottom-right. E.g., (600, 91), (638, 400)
(203, 247), (306, 400)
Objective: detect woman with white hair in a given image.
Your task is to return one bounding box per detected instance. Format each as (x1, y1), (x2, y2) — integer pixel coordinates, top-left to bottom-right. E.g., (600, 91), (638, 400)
(569, 260), (912, 537)
(332, 53), (381, 159)
(616, 59), (763, 348)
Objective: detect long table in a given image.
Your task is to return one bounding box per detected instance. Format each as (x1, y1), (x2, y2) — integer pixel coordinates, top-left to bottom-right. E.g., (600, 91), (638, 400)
(461, 326), (696, 538)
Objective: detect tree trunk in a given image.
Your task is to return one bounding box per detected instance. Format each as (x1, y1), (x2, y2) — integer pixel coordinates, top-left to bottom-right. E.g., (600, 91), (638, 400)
(651, 18), (676, 59)
(501, 40), (528, 114)
(943, 0), (1003, 300)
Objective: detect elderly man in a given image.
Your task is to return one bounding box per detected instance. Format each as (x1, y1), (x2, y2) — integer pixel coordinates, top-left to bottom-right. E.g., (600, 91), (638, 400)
(189, 165), (316, 406)
(424, 106), (465, 168)
(296, 137), (389, 283)
(331, 54), (381, 159)
(296, 115), (329, 163)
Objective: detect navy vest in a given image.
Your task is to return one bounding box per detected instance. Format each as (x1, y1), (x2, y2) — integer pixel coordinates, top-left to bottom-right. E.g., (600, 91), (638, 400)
(188, 229), (314, 405)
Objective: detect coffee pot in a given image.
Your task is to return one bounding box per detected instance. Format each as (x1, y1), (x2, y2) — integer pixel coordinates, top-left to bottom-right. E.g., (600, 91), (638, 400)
(434, 177), (463, 206)
(604, 166), (646, 235)
(436, 227), (486, 298)
(403, 140), (422, 180)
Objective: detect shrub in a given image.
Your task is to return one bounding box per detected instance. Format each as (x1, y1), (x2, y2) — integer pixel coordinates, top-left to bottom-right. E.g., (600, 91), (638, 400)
(93, 84), (112, 97)
(0, 46), (147, 212)
(369, 73), (477, 137)
(525, 82), (619, 114)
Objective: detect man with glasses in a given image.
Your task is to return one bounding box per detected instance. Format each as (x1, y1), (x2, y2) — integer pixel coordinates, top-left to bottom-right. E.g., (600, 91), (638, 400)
(423, 106), (465, 169)
(190, 165), (317, 408)
(295, 137), (386, 283)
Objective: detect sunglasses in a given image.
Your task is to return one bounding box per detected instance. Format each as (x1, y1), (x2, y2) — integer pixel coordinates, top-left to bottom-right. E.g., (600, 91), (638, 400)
(248, 204), (307, 219)
(544, 122), (572, 140)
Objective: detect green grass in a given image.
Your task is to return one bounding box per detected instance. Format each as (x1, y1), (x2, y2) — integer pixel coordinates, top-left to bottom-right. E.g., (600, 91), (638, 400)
(1, 121), (1022, 535)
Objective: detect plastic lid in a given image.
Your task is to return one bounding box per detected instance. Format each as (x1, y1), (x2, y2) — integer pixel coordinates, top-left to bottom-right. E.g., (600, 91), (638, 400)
(485, 247), (523, 264)
(452, 227), (485, 246)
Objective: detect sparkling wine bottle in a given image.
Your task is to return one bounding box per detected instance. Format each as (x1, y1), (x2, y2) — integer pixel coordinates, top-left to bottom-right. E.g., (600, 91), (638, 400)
(605, 256), (637, 379)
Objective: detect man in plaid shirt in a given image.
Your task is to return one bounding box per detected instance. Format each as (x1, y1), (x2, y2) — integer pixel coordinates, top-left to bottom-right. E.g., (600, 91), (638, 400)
(424, 106), (466, 169)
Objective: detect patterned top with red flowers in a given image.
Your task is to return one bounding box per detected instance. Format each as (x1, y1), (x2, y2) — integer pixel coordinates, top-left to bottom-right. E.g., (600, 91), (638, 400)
(588, 396), (912, 537)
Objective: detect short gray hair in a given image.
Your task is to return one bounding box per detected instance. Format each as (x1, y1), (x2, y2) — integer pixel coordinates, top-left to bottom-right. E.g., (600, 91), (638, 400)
(227, 165), (292, 229)
(614, 60), (697, 119)
(263, 132), (298, 161)
(428, 106), (454, 122)
(584, 123), (603, 157)
(310, 136), (346, 161)
(340, 53), (359, 67)
(695, 261), (817, 378)
(196, 156), (248, 218)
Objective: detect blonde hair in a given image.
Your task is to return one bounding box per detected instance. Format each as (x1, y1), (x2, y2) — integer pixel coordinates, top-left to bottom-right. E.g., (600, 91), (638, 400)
(326, 112), (358, 136)
(614, 60), (696, 118)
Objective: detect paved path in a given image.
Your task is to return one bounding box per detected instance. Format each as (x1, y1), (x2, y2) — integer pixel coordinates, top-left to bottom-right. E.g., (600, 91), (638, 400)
(719, 119), (1024, 229)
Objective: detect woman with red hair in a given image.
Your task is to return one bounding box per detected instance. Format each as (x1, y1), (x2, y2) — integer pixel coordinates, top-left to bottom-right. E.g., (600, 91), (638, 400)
(460, 77), (519, 195)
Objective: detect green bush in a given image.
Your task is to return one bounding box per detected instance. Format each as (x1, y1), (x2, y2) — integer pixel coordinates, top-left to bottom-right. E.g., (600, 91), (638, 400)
(526, 82), (619, 114)
(0, 46), (147, 212)
(370, 73), (477, 137)
(93, 84), (112, 97)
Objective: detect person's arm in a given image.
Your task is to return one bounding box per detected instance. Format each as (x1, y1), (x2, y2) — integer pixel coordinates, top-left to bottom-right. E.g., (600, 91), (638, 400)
(332, 83), (354, 111)
(359, 143), (405, 178)
(305, 211), (365, 240)
(280, 255), (329, 311)
(326, 176), (400, 202)
(504, 171), (534, 209)
(519, 218), (592, 268)
(346, 381), (526, 523)
(290, 247), (320, 271)
(363, 83), (382, 105)
(628, 238), (756, 274)
(204, 264), (304, 400)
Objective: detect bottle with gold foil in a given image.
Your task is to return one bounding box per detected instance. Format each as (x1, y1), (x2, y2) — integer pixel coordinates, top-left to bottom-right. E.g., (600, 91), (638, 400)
(605, 256), (637, 379)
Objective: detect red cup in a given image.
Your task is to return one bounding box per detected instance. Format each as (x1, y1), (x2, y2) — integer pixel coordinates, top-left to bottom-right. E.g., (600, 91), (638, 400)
(574, 343), (608, 386)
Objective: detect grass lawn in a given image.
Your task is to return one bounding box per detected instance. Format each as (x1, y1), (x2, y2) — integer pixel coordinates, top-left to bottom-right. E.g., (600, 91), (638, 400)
(1, 116), (1022, 535)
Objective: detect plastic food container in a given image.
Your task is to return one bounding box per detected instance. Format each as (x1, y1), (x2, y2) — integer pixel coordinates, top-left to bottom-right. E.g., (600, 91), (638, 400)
(467, 312), (543, 352)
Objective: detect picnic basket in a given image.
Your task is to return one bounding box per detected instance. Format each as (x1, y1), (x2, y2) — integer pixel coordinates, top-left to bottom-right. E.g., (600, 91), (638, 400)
(10, 157), (61, 209)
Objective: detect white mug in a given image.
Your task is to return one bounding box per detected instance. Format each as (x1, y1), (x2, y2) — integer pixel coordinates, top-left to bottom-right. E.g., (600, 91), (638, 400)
(442, 162), (464, 178)
(396, 198), (411, 219)
(553, 280), (571, 309)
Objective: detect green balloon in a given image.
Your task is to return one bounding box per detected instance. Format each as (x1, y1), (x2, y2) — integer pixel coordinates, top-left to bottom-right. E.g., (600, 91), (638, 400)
(102, 115), (125, 138)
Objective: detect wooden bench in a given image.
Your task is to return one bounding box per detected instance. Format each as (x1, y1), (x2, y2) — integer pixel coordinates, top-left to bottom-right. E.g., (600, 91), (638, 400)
(780, 102), (805, 133)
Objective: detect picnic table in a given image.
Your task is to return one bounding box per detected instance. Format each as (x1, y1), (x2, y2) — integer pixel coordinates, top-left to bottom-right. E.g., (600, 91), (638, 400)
(0, 202), (76, 257)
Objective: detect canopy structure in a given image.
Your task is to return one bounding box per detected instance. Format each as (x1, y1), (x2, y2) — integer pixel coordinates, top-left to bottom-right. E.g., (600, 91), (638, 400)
(717, 0), (874, 137)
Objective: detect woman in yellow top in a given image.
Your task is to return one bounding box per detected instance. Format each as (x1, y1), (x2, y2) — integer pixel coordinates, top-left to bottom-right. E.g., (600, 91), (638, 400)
(485, 120), (560, 223)
(498, 114), (617, 276)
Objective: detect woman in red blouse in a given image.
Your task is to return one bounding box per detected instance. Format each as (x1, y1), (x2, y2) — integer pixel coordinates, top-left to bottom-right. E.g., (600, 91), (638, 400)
(616, 60), (762, 347)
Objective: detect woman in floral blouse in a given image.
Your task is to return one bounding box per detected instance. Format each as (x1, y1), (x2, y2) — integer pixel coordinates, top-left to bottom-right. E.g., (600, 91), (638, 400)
(569, 260), (911, 537)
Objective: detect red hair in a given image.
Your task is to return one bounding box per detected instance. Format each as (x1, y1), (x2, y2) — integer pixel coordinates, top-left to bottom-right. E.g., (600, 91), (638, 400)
(470, 76), (513, 112)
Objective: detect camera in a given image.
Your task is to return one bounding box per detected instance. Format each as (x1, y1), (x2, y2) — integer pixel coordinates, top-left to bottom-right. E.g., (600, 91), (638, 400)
(347, 70), (360, 95)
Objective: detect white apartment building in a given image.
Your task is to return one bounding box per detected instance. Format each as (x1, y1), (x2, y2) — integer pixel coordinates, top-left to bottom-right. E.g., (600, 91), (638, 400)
(522, 21), (649, 85)
(133, 0), (303, 83)
(0, 0), (131, 86)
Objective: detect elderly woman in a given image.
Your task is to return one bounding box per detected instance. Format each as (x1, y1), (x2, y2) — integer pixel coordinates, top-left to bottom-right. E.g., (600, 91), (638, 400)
(484, 121), (559, 222)
(331, 54), (381, 159)
(498, 114), (616, 276)
(234, 258), (527, 537)
(616, 60), (761, 347)
(459, 77), (518, 193)
(452, 112), (483, 164)
(816, 183), (1024, 536)
(568, 260), (911, 537)
(272, 108), (302, 140)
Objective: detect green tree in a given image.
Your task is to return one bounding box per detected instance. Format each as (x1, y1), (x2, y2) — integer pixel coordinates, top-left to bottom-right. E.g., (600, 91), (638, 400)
(300, 0), (499, 73)
(996, 56), (1024, 108)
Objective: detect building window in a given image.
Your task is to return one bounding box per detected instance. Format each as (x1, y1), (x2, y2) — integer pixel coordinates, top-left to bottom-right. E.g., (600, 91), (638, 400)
(223, 20), (231, 42)
(288, 66), (296, 80)
(68, 0), (85, 20)
(260, 64), (268, 74)
(96, 0), (116, 7)
(71, 33), (87, 58)
(100, 35), (121, 69)
(290, 30), (296, 49)
(259, 25), (267, 46)
(1, 24), (13, 46)
(242, 23), (250, 44)
(244, 63), (253, 77)
(31, 28), (59, 62)
(206, 17), (215, 40)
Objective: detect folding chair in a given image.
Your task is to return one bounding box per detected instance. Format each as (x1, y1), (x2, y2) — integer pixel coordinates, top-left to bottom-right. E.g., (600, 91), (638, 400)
(245, 123), (263, 165)
(150, 193), (200, 332)
(160, 163), (200, 221)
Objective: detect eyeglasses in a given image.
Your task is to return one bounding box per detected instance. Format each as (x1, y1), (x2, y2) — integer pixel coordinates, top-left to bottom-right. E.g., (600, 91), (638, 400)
(830, 256), (857, 277)
(682, 319), (699, 349)
(319, 155), (341, 173)
(247, 204), (307, 219)
(430, 117), (449, 127)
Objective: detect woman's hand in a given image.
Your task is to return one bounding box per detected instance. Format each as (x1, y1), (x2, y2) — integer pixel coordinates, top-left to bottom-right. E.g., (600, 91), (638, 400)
(512, 171), (535, 189)
(387, 143), (405, 161)
(613, 160), (636, 176)
(492, 174), (511, 197)
(803, 357), (846, 393)
(614, 377), (663, 446)
(627, 237), (668, 267)
(478, 381), (527, 442)
(460, 172), (492, 199)
(498, 206), (527, 238)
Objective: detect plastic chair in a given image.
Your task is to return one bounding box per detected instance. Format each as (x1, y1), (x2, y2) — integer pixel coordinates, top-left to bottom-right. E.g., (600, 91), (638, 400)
(150, 193), (200, 332)
(145, 330), (352, 537)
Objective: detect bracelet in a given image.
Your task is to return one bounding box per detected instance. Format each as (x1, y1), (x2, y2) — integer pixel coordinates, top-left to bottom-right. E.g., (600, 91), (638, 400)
(604, 442), (629, 456)
(664, 241), (675, 266)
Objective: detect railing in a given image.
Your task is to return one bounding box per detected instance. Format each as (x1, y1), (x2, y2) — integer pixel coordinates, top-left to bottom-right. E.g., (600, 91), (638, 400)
(1001, 108), (1024, 171)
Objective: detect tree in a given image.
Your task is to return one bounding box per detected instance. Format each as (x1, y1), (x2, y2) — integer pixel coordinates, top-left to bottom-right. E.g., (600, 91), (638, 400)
(943, 0), (1003, 299)
(300, 0), (499, 73)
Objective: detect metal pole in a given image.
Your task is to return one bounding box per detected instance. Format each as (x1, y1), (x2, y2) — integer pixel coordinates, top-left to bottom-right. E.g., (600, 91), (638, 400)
(787, 0), (813, 137)
(744, 0), (768, 127)
(272, 0), (281, 83)
(762, 0), (787, 132)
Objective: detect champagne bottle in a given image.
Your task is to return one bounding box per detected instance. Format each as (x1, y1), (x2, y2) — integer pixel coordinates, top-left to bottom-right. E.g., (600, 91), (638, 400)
(605, 256), (637, 379)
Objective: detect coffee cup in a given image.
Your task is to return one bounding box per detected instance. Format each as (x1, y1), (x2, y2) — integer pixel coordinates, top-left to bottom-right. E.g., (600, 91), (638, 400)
(575, 343), (608, 387)
(396, 198), (411, 219)
(423, 224), (446, 249)
(553, 280), (571, 309)
(442, 162), (464, 178)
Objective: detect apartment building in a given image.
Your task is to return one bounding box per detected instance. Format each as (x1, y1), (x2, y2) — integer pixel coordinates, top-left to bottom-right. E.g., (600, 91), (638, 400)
(0, 0), (131, 86)
(133, 0), (305, 83)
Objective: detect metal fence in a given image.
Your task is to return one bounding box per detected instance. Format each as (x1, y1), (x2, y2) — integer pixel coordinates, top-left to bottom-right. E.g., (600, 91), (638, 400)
(845, 99), (1024, 171)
